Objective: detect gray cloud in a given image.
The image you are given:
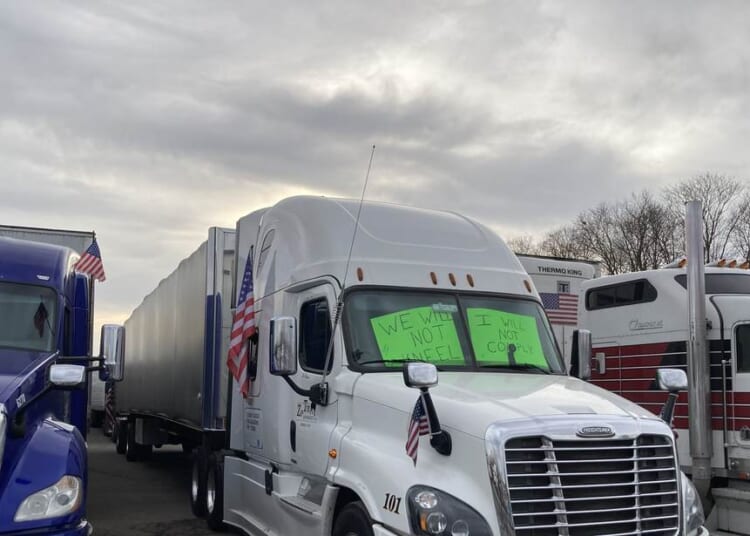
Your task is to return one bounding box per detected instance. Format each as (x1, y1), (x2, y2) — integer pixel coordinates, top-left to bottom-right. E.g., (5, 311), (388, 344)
(1, 0), (749, 329)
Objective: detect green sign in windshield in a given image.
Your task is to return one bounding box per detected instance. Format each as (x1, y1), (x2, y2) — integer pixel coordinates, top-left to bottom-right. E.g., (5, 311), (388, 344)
(370, 306), (464, 363)
(466, 308), (547, 367)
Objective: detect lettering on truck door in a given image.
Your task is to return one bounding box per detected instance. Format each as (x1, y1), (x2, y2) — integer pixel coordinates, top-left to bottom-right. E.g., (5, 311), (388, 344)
(290, 283), (339, 475)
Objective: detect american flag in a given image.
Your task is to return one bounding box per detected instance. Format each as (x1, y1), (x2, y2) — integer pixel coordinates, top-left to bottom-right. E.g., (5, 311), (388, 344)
(405, 396), (430, 465)
(227, 252), (256, 397)
(540, 292), (578, 325)
(74, 238), (106, 282)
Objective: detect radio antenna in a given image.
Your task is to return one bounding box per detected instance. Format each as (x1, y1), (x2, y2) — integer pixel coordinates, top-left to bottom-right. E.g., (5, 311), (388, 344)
(319, 145), (376, 395)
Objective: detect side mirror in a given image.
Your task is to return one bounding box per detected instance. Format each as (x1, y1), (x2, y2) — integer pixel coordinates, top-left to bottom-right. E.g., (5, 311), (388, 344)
(50, 364), (86, 389)
(657, 368), (688, 394)
(403, 362), (438, 389)
(269, 316), (297, 376)
(100, 324), (126, 381)
(570, 329), (592, 381)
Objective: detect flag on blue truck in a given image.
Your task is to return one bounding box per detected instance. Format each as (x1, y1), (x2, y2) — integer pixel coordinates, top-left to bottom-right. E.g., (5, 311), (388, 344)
(74, 237), (106, 282)
(228, 252), (256, 397)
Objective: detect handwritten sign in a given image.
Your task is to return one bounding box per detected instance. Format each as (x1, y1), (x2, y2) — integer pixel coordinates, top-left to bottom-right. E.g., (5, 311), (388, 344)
(370, 306), (464, 364)
(466, 308), (547, 367)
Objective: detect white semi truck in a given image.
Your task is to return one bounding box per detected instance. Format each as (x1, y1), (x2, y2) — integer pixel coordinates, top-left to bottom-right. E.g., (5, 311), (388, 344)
(580, 255), (750, 530)
(172, 196), (705, 536)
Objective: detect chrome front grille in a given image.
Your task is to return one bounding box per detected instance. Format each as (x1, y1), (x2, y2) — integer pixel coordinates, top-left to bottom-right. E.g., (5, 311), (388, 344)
(504, 434), (679, 536)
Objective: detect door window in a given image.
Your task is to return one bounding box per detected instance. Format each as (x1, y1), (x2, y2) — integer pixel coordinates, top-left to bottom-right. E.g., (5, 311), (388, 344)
(737, 324), (750, 373)
(299, 298), (333, 373)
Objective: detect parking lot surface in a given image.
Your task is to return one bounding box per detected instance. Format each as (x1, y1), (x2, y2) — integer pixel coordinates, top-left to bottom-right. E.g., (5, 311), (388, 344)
(87, 431), (216, 536)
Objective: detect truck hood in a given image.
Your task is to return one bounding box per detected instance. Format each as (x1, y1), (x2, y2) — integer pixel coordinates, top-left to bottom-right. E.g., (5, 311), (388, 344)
(352, 371), (659, 438)
(0, 348), (51, 404)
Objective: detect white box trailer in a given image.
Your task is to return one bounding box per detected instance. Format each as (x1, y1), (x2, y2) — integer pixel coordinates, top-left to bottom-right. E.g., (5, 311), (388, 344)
(186, 196), (706, 536)
(114, 227), (235, 489)
(517, 255), (599, 365)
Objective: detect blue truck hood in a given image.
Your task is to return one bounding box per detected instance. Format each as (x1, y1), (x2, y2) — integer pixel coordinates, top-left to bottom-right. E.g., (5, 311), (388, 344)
(0, 348), (52, 405)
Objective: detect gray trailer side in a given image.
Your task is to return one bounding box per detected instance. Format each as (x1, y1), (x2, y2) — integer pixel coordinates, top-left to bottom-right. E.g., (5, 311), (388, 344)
(114, 227), (235, 508)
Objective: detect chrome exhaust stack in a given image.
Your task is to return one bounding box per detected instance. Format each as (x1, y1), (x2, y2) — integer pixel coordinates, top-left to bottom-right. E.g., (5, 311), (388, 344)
(685, 200), (713, 506)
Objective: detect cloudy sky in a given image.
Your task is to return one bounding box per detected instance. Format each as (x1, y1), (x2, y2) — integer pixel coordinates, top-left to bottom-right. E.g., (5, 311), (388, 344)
(1, 1), (749, 333)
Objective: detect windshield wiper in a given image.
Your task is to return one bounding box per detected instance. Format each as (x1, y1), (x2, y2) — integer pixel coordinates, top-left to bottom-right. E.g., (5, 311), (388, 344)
(478, 363), (551, 374)
(356, 357), (444, 370)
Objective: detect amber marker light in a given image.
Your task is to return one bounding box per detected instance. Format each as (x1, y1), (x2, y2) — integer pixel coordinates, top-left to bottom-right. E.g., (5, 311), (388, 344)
(448, 273), (456, 286)
(430, 272), (438, 285)
(524, 280), (532, 293)
(356, 267), (364, 281)
(466, 274), (475, 287)
(328, 449), (338, 459)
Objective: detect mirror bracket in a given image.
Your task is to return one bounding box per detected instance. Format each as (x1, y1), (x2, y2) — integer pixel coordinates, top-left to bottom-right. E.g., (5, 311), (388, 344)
(281, 376), (330, 407)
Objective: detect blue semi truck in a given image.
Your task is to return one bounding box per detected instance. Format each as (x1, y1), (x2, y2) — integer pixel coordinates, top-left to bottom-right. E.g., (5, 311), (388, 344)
(0, 226), (124, 535)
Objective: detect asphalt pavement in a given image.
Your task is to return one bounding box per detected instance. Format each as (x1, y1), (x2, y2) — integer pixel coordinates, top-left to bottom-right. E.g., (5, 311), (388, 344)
(87, 430), (217, 536)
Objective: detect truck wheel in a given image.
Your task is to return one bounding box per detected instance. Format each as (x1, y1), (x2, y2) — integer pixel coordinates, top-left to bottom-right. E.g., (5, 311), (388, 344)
(116, 421), (127, 454)
(205, 453), (227, 531)
(191, 448), (208, 517)
(332, 502), (374, 536)
(125, 422), (140, 462)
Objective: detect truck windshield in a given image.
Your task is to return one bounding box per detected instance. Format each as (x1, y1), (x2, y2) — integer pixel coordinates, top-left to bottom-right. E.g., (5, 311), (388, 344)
(343, 289), (564, 374)
(0, 282), (58, 352)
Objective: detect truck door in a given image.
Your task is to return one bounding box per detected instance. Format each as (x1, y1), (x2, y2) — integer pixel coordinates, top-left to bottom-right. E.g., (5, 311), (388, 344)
(289, 283), (340, 476)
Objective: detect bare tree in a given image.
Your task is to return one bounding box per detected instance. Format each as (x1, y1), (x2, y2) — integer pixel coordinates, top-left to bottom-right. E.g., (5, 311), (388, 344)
(539, 225), (593, 260)
(664, 173), (746, 262)
(506, 234), (542, 255)
(730, 192), (750, 260)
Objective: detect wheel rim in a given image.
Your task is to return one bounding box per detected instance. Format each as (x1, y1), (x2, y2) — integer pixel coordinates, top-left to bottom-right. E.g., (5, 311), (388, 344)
(206, 466), (216, 513)
(191, 461), (200, 502)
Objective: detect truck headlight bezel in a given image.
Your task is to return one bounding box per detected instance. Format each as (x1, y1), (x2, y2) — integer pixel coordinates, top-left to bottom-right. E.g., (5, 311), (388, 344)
(681, 472), (704, 536)
(14, 475), (83, 522)
(407, 485), (492, 536)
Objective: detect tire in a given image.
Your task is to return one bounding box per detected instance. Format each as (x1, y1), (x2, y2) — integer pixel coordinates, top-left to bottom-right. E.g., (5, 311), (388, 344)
(125, 422), (139, 462)
(191, 447), (208, 518)
(332, 502), (374, 536)
(125, 421), (152, 461)
(205, 453), (227, 531)
(116, 421), (127, 454)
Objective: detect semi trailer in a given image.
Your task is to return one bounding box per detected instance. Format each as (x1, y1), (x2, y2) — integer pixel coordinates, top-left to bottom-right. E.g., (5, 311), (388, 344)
(113, 227), (236, 516)
(0, 225), (124, 535)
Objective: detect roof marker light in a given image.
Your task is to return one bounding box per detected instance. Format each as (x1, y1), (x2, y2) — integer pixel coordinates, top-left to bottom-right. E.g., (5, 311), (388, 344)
(740, 260), (750, 270)
(524, 280), (532, 293)
(662, 257), (687, 269)
(430, 272), (438, 285)
(448, 273), (456, 286)
(356, 267), (364, 281)
(466, 274), (475, 287)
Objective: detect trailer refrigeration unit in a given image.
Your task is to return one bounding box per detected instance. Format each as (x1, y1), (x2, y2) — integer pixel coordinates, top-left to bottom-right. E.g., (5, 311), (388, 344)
(113, 227), (235, 515)
(0, 225), (124, 535)
(517, 255), (598, 366)
(181, 196), (707, 536)
(581, 202), (750, 534)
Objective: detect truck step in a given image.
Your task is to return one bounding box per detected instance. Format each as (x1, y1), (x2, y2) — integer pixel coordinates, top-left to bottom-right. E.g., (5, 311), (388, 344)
(712, 487), (750, 535)
(278, 494), (323, 518)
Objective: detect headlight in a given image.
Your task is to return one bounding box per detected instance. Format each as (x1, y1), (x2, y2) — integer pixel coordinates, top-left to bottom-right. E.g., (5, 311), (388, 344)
(407, 486), (492, 536)
(14, 475), (82, 522)
(681, 472), (704, 536)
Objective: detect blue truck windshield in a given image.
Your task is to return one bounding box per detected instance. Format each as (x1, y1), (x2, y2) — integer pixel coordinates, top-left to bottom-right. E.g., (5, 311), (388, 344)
(343, 289), (564, 374)
(0, 282), (58, 352)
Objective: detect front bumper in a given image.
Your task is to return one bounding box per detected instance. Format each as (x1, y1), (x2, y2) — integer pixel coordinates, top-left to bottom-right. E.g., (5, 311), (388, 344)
(6, 519), (92, 536)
